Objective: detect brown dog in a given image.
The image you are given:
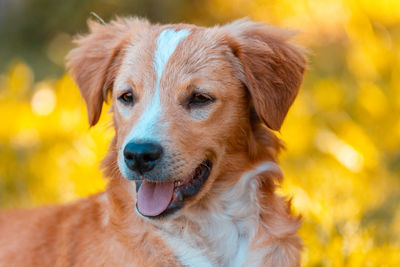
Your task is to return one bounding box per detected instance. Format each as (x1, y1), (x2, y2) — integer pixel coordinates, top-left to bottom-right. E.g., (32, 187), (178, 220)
(0, 18), (306, 266)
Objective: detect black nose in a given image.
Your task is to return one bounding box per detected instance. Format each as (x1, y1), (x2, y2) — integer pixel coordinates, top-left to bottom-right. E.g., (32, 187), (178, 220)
(123, 142), (163, 174)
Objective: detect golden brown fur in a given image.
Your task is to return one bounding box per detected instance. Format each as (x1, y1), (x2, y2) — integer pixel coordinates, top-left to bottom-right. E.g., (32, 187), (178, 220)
(0, 17), (306, 266)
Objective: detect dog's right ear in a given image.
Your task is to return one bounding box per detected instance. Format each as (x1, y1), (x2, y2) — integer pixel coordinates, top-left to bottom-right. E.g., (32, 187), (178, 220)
(223, 19), (306, 131)
(67, 17), (148, 126)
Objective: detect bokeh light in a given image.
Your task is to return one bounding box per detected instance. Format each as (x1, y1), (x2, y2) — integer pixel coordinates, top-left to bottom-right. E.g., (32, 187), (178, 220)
(31, 84), (56, 116)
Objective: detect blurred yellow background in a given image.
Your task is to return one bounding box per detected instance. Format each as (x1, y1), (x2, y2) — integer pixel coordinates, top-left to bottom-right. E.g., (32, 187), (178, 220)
(1, 0), (399, 266)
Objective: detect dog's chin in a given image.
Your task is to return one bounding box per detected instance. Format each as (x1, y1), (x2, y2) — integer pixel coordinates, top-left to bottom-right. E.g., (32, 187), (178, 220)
(132, 160), (212, 220)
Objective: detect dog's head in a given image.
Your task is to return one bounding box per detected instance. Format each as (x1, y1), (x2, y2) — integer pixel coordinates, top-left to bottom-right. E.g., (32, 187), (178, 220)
(67, 18), (306, 220)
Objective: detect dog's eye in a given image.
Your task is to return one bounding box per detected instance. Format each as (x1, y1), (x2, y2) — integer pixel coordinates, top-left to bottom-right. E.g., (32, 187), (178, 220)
(118, 92), (134, 105)
(188, 92), (214, 107)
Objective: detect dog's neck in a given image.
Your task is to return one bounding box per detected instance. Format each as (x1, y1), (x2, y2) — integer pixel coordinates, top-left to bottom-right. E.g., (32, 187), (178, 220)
(156, 161), (282, 267)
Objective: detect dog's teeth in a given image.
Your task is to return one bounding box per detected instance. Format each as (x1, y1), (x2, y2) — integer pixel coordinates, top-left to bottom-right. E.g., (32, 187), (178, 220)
(175, 181), (182, 186)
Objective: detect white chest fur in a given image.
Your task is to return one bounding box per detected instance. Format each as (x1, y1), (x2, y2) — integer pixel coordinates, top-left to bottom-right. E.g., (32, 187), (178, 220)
(158, 162), (282, 267)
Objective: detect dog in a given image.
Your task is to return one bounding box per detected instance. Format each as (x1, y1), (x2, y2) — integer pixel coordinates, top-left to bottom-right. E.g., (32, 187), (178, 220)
(0, 17), (306, 266)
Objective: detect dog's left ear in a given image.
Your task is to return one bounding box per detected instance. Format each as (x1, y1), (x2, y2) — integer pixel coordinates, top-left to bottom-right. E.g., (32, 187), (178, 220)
(67, 17), (149, 126)
(224, 19), (306, 131)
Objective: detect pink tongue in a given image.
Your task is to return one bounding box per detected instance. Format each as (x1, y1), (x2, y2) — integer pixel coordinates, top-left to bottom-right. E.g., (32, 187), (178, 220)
(137, 180), (174, 216)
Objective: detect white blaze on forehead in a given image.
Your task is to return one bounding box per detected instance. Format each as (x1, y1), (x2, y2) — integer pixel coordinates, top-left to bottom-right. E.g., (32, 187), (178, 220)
(154, 29), (190, 84)
(125, 28), (190, 142)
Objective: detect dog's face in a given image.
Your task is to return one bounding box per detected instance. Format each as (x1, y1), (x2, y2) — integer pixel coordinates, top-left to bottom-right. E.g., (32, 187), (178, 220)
(67, 18), (305, 220)
(112, 26), (250, 218)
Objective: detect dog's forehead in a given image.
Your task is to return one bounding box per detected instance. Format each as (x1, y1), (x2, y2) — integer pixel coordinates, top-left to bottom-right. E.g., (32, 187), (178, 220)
(152, 27), (191, 89)
(117, 25), (228, 91)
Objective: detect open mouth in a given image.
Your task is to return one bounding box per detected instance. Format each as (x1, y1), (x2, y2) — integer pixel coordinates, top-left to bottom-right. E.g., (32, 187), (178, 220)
(135, 160), (212, 218)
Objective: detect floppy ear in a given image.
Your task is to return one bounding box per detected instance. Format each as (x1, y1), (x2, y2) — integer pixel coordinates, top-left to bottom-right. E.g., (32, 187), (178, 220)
(224, 19), (306, 131)
(66, 17), (149, 126)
